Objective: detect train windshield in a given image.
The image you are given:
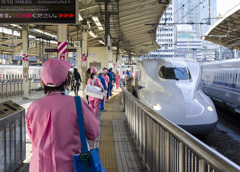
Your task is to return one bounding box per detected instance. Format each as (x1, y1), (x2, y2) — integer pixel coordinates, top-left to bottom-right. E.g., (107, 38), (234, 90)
(159, 66), (191, 80)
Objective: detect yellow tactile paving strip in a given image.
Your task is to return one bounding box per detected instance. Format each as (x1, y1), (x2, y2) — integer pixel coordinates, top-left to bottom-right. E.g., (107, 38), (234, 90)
(99, 90), (122, 172)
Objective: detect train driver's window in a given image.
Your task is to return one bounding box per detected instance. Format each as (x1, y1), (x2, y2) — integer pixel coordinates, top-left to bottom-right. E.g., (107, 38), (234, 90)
(159, 66), (165, 78)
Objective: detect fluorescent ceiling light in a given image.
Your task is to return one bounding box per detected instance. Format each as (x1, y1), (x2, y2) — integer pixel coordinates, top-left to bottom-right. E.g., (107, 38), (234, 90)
(92, 16), (104, 31)
(79, 13), (83, 21)
(98, 40), (105, 45)
(10, 24), (22, 29)
(31, 29), (57, 38)
(88, 30), (97, 38)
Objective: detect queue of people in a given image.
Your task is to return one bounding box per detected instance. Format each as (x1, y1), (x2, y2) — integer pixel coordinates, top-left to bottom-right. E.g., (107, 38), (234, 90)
(26, 58), (123, 171)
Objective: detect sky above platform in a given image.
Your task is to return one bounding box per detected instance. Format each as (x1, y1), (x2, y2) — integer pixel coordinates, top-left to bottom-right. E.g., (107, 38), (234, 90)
(217, 0), (240, 15)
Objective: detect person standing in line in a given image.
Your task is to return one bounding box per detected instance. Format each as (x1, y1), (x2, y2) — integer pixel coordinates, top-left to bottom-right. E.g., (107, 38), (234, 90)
(85, 68), (91, 104)
(87, 67), (104, 118)
(26, 59), (100, 172)
(115, 71), (121, 89)
(73, 68), (82, 96)
(98, 72), (107, 112)
(108, 68), (114, 97)
(102, 68), (109, 102)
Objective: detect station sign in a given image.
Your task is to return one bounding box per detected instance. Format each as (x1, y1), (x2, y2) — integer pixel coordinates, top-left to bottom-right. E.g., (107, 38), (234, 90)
(0, 0), (78, 24)
(44, 46), (76, 53)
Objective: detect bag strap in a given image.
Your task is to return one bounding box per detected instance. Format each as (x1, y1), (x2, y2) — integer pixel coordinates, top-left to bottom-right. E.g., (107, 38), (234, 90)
(92, 77), (97, 85)
(74, 96), (88, 154)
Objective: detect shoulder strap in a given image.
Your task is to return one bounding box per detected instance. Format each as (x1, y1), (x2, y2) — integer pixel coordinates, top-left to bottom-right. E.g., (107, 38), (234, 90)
(74, 96), (88, 153)
(92, 77), (97, 85)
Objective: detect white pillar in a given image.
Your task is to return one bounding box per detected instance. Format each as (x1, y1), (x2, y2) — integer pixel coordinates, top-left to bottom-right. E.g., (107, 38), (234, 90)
(134, 56), (137, 75)
(119, 54), (123, 78)
(57, 24), (67, 60)
(81, 29), (88, 98)
(9, 54), (12, 64)
(22, 28), (29, 99)
(113, 53), (116, 73)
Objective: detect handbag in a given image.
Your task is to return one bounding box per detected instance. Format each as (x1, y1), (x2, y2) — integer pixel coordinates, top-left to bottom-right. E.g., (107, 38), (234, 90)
(73, 96), (106, 172)
(84, 77), (107, 99)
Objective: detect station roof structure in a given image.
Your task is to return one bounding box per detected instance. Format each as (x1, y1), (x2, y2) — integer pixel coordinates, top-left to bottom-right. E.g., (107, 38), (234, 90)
(0, 0), (171, 57)
(204, 4), (240, 51)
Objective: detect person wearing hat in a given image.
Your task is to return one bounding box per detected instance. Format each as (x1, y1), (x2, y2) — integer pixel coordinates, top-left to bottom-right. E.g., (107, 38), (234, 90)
(115, 70), (121, 89)
(98, 71), (107, 112)
(102, 68), (109, 102)
(87, 67), (104, 117)
(108, 68), (114, 97)
(26, 59), (100, 172)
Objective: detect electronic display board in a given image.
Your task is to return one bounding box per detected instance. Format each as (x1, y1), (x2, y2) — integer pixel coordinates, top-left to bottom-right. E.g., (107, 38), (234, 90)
(0, 0), (78, 24)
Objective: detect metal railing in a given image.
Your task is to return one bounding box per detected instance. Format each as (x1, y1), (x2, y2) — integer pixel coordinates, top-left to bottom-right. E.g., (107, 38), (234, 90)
(121, 86), (240, 172)
(0, 80), (23, 98)
(0, 79), (43, 99)
(0, 101), (26, 172)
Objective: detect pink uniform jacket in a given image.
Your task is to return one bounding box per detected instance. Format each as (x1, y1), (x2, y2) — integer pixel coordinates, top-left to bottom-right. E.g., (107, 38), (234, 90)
(26, 93), (100, 172)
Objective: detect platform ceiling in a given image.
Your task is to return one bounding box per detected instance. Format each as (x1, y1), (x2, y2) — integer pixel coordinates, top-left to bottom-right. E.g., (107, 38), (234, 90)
(204, 4), (240, 51)
(0, 0), (171, 58)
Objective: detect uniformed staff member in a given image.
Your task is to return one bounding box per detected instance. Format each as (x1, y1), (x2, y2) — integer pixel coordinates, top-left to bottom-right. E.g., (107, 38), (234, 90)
(26, 59), (100, 172)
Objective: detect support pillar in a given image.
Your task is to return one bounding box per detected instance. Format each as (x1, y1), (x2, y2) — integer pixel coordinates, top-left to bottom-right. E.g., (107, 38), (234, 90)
(57, 24), (68, 60)
(9, 54), (12, 64)
(22, 27), (29, 99)
(134, 56), (137, 75)
(113, 53), (116, 73)
(37, 56), (40, 63)
(119, 54), (123, 78)
(81, 28), (88, 98)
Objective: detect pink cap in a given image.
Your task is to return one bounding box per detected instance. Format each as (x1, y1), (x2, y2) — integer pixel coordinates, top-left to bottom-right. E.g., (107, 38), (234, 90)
(91, 67), (97, 74)
(102, 69), (108, 74)
(41, 59), (71, 87)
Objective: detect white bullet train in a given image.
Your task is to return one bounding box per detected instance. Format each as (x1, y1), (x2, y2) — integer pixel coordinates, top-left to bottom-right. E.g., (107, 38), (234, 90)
(134, 58), (218, 135)
(201, 59), (240, 114)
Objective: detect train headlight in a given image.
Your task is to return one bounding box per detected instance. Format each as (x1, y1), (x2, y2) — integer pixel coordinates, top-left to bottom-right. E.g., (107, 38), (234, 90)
(153, 104), (161, 111)
(207, 106), (214, 111)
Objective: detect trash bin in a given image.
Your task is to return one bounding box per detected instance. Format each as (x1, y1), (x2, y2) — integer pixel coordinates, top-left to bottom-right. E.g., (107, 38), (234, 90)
(0, 101), (25, 172)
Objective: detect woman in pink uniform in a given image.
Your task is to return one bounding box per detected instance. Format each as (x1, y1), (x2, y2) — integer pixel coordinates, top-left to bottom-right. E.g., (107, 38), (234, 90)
(87, 67), (104, 117)
(115, 71), (121, 89)
(26, 59), (100, 172)
(101, 68), (109, 103)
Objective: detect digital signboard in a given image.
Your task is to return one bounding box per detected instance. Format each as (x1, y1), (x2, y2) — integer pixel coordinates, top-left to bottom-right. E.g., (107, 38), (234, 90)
(0, 0), (78, 24)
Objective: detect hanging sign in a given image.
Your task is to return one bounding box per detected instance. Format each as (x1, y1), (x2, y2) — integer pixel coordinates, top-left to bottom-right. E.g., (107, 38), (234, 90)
(81, 53), (88, 62)
(22, 53), (29, 69)
(0, 0), (78, 24)
(60, 54), (65, 60)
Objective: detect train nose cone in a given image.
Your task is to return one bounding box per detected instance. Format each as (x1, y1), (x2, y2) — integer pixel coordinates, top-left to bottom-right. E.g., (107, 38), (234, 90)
(186, 99), (204, 118)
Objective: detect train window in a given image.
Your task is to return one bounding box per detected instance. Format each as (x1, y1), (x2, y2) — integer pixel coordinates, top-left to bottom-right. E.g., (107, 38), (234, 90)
(6, 75), (8, 80)
(12, 74), (14, 79)
(3, 74), (5, 80)
(159, 66), (189, 80)
(235, 73), (238, 83)
(238, 73), (240, 83)
(20, 74), (22, 79)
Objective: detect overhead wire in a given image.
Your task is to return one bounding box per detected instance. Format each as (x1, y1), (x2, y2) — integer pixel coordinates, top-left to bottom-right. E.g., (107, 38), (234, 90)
(163, 0), (191, 25)
(176, 0), (206, 24)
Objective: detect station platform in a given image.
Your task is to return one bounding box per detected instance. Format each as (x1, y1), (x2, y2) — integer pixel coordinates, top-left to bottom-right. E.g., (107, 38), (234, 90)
(7, 88), (147, 172)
